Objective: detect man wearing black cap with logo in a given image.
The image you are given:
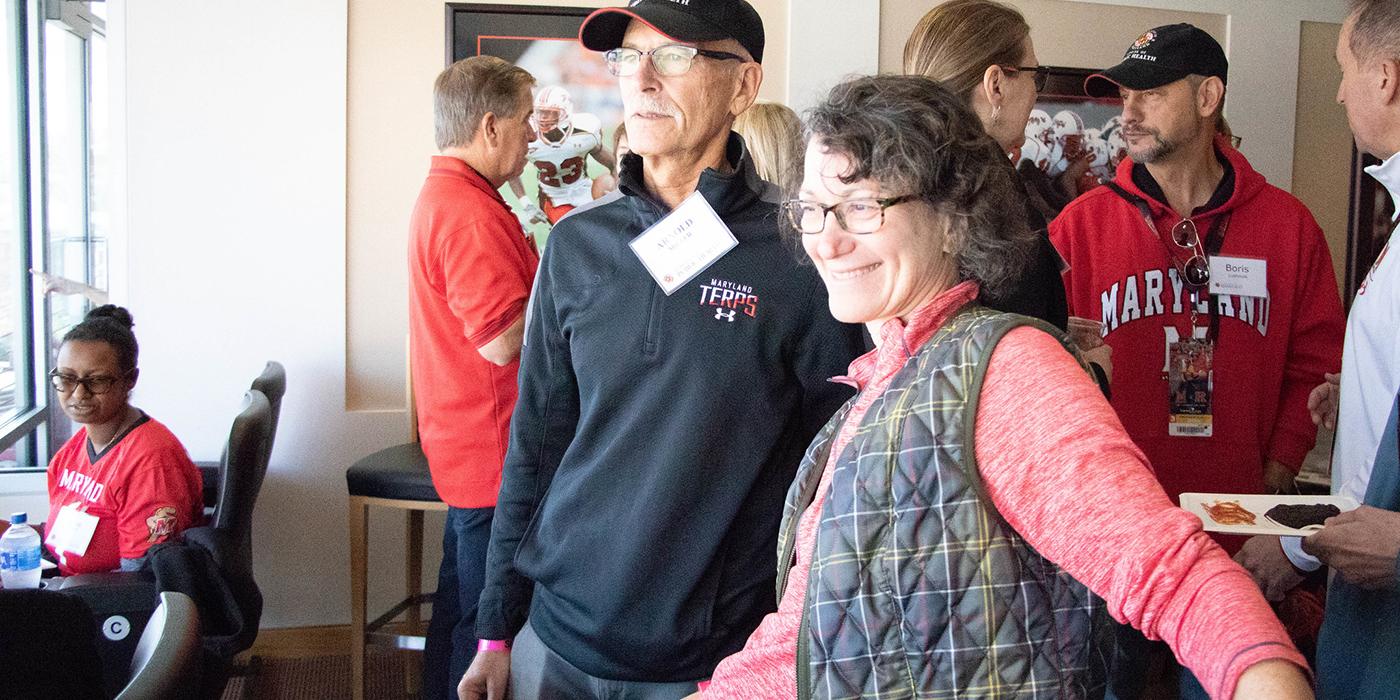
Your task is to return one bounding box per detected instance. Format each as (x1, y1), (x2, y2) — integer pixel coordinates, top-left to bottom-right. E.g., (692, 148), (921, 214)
(458, 2), (863, 699)
(1049, 23), (1344, 699)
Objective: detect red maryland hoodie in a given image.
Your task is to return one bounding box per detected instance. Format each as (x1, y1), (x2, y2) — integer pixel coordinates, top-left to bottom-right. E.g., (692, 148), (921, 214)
(1050, 139), (1344, 535)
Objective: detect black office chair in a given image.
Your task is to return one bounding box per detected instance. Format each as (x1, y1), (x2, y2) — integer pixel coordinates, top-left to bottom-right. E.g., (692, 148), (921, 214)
(115, 591), (202, 700)
(179, 388), (271, 697)
(201, 361), (285, 510)
(207, 389), (273, 543)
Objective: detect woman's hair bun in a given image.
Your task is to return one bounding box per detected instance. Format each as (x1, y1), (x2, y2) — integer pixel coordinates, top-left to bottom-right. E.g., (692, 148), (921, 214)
(85, 304), (135, 330)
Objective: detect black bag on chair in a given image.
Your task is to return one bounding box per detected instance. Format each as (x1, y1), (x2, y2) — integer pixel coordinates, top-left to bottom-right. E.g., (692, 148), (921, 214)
(141, 525), (262, 698)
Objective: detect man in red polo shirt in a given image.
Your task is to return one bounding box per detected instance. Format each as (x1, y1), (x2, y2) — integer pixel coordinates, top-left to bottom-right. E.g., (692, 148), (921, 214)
(407, 55), (539, 700)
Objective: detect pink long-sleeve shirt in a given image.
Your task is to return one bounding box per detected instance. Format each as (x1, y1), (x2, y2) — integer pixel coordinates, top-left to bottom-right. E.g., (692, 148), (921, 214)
(704, 281), (1306, 699)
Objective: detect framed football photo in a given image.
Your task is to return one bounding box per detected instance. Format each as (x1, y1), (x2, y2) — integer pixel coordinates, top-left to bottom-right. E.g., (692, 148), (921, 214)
(448, 3), (625, 245)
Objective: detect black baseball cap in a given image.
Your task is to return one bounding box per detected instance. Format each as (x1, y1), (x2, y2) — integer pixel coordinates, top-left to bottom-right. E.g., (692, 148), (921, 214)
(1084, 23), (1228, 98)
(579, 0), (765, 64)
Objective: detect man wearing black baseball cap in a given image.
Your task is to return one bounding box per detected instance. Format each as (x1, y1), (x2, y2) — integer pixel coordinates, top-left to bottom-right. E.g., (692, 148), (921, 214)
(1050, 23), (1344, 698)
(1083, 23), (1228, 100)
(459, 2), (863, 699)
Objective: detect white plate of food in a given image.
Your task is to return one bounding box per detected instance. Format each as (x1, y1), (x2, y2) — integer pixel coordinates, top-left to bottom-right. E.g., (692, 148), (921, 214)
(1179, 493), (1360, 536)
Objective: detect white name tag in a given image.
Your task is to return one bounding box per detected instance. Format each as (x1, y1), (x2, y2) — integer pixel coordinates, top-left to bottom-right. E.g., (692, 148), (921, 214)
(629, 191), (737, 295)
(1209, 256), (1268, 298)
(46, 503), (99, 557)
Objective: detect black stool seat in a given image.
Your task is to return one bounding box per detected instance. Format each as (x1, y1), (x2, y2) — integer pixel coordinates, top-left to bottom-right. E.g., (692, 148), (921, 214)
(346, 443), (440, 502)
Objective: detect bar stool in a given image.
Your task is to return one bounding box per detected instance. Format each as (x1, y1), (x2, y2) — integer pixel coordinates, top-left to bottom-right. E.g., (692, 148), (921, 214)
(346, 442), (446, 700)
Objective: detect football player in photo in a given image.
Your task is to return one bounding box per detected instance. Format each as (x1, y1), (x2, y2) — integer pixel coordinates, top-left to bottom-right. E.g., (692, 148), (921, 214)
(508, 86), (617, 226)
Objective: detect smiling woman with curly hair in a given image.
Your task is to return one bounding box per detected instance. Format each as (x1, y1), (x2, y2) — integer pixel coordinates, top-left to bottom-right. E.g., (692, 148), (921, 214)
(694, 74), (1312, 700)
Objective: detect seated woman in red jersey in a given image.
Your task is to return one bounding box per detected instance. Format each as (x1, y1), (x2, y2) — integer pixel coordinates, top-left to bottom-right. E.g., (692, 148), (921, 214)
(41, 305), (203, 575)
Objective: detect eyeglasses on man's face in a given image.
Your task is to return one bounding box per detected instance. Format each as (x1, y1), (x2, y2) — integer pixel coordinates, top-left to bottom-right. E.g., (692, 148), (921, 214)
(49, 369), (132, 395)
(604, 44), (746, 77)
(781, 195), (917, 235)
(1000, 65), (1049, 92)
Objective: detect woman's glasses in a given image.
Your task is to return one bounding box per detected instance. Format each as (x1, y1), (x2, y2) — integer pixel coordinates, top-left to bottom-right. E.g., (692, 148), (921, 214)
(49, 369), (132, 395)
(781, 195), (916, 234)
(999, 65), (1050, 92)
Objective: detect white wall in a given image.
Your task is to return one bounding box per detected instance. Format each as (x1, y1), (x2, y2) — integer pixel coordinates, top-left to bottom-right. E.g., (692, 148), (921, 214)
(112, 0), (406, 628)
(786, 0), (880, 112)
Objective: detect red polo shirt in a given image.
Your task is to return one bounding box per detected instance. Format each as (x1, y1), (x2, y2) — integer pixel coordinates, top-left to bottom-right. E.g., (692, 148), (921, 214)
(408, 156), (539, 508)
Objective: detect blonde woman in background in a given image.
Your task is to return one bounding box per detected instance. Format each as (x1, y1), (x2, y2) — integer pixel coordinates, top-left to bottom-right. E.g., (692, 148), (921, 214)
(734, 102), (804, 192)
(904, 0), (1116, 389)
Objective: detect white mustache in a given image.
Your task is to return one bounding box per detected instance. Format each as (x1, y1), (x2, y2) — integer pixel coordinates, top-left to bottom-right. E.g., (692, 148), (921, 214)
(628, 98), (679, 118)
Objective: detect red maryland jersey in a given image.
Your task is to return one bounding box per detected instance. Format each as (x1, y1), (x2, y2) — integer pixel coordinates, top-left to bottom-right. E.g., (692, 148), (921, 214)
(46, 415), (203, 574)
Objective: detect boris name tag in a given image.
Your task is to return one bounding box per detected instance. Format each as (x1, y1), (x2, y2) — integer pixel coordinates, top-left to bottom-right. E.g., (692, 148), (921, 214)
(1209, 256), (1267, 298)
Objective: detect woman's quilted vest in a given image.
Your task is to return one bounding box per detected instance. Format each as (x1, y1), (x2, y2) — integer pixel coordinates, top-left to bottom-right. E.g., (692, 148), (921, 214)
(776, 307), (1111, 699)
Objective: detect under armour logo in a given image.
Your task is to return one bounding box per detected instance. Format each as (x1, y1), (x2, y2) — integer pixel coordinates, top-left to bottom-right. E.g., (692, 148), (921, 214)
(715, 308), (735, 322)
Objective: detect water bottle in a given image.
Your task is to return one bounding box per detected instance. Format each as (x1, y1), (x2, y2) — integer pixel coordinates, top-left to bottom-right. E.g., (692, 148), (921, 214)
(1, 512), (43, 589)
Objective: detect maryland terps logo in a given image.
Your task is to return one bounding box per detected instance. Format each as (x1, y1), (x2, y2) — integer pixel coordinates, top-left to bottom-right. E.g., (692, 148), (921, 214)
(699, 278), (758, 321)
(1132, 30), (1157, 50)
(146, 506), (178, 543)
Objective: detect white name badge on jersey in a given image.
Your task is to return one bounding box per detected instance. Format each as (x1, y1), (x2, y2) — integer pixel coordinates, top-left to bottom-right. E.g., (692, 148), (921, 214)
(629, 191), (737, 295)
(1208, 256), (1267, 298)
(45, 503), (99, 556)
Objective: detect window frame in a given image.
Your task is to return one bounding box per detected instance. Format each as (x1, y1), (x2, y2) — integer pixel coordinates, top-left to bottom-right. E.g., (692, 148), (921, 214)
(0, 0), (105, 472)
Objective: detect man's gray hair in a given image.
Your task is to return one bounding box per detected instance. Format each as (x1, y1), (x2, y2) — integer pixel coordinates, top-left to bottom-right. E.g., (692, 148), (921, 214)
(1348, 0), (1400, 62)
(804, 74), (1034, 300)
(434, 56), (535, 151)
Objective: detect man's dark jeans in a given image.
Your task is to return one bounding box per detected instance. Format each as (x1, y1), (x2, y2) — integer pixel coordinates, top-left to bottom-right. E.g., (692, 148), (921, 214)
(423, 506), (494, 700)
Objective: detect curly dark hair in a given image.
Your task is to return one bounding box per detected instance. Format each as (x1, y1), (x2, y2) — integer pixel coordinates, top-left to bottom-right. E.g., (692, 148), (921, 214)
(62, 305), (139, 373)
(804, 74), (1034, 300)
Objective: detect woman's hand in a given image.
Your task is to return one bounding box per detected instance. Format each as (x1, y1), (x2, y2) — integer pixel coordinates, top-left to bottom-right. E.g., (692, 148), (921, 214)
(1233, 659), (1312, 699)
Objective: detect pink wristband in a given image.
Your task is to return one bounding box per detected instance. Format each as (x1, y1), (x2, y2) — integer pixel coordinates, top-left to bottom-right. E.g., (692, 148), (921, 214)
(477, 639), (511, 653)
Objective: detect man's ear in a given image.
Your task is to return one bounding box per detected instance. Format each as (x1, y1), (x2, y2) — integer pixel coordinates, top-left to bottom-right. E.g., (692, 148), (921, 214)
(729, 62), (764, 117)
(479, 111), (499, 148)
(1380, 57), (1400, 106)
(1197, 76), (1225, 119)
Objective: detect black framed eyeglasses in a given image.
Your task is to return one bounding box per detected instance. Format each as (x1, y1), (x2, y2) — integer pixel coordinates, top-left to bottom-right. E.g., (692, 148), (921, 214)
(1169, 218), (1211, 287)
(781, 195), (917, 235)
(1000, 65), (1049, 92)
(49, 368), (133, 395)
(604, 44), (746, 77)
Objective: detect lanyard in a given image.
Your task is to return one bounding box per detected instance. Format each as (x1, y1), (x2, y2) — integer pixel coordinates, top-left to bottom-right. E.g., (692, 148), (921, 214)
(1104, 181), (1231, 343)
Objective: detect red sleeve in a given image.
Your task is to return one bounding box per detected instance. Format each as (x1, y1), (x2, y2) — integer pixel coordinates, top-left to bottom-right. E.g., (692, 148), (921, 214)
(437, 216), (533, 349)
(113, 444), (201, 559)
(1268, 211), (1344, 471)
(975, 327), (1307, 699)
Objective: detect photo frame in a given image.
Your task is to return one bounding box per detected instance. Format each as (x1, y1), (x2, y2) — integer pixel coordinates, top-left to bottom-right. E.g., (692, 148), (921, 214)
(447, 3), (624, 243)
